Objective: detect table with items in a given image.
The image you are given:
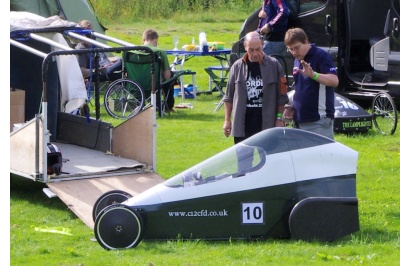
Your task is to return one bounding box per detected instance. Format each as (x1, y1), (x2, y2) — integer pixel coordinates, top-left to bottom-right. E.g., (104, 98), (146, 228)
(166, 48), (231, 99)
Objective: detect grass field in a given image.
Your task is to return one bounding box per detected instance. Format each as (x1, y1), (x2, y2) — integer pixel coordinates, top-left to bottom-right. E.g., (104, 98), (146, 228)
(10, 96), (400, 265)
(10, 18), (400, 265)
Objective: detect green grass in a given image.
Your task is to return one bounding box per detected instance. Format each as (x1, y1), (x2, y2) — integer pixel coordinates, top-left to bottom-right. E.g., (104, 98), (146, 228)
(10, 18), (400, 265)
(10, 95), (400, 265)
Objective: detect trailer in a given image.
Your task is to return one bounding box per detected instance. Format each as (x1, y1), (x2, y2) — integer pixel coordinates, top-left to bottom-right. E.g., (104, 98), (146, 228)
(10, 12), (164, 228)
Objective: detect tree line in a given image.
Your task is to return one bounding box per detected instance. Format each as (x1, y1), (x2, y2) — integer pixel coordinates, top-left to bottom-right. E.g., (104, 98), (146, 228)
(89, 0), (259, 23)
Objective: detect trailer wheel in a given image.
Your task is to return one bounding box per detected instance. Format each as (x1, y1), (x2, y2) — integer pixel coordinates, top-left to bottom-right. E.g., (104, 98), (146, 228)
(94, 204), (143, 250)
(371, 92), (398, 135)
(92, 190), (132, 222)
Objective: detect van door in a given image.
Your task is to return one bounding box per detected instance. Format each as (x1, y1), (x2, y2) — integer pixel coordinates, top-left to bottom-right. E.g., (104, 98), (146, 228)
(343, 0), (391, 83)
(288, 0), (336, 51)
(392, 0), (400, 49)
(340, 0), (400, 101)
(389, 0), (400, 95)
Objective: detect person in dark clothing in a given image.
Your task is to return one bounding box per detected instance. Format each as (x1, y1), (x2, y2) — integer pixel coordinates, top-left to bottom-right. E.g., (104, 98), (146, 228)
(257, 0), (290, 56)
(283, 28), (339, 139)
(223, 31), (288, 144)
(76, 20), (122, 82)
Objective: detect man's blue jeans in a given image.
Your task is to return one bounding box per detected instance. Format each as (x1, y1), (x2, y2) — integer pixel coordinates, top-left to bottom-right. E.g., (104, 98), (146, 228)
(263, 41), (286, 56)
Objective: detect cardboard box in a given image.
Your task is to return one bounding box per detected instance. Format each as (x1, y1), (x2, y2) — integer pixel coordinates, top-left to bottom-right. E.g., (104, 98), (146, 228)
(10, 89), (25, 132)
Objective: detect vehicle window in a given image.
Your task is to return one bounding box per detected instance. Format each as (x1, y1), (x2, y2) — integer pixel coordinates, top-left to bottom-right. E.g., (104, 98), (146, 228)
(287, 0), (301, 17)
(164, 144), (267, 188)
(299, 0), (327, 14)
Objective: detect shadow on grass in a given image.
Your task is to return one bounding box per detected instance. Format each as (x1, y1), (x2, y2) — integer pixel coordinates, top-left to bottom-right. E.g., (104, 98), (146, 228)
(164, 112), (220, 122)
(10, 173), (75, 213)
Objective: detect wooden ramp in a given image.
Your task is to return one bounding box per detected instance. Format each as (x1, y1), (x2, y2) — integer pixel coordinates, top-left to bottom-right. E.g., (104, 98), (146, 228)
(47, 173), (164, 229)
(11, 105), (161, 229)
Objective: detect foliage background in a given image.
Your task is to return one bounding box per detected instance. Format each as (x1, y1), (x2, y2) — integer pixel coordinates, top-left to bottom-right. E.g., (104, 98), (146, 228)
(89, 0), (260, 23)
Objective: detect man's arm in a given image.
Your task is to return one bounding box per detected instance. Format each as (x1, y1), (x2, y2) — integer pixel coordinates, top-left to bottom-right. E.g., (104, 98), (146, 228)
(162, 69), (171, 80)
(313, 73), (339, 87)
(276, 75), (288, 127)
(260, 0), (289, 34)
(300, 60), (339, 87)
(160, 51), (172, 80)
(223, 101), (233, 137)
(80, 67), (91, 79)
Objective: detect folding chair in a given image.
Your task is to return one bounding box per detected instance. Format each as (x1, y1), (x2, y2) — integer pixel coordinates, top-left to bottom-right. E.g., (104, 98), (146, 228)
(204, 66), (229, 112)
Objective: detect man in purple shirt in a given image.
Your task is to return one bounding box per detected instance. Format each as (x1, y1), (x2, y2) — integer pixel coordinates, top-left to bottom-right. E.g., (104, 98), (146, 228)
(283, 28), (339, 139)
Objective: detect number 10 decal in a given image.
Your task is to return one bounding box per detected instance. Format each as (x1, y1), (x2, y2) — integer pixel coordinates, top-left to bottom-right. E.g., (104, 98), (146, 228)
(242, 202), (264, 224)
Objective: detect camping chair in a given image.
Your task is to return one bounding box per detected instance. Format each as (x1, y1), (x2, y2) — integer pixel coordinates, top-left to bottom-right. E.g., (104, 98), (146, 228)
(204, 66), (229, 112)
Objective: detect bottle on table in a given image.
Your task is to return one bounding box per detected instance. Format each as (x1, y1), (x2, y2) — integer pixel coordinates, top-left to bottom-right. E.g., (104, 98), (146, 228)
(199, 32), (207, 52)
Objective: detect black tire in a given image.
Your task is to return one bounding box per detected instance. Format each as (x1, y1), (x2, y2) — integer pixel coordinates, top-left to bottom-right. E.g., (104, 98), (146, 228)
(94, 204), (143, 250)
(92, 190), (132, 222)
(104, 79), (145, 119)
(371, 92), (398, 135)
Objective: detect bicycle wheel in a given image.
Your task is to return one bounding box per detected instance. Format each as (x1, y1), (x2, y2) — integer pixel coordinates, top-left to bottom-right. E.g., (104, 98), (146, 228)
(104, 79), (145, 119)
(371, 92), (398, 135)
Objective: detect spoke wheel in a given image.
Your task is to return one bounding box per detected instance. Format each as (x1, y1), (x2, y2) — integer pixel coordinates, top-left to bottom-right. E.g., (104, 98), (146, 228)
(371, 92), (398, 135)
(92, 190), (132, 222)
(94, 204), (143, 250)
(104, 79), (144, 119)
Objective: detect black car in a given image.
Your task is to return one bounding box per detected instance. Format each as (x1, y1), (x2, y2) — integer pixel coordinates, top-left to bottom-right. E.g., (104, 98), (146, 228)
(231, 0), (400, 107)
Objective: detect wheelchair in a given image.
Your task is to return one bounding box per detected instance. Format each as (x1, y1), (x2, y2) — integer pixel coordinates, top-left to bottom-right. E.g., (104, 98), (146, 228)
(84, 56), (145, 119)
(101, 47), (194, 119)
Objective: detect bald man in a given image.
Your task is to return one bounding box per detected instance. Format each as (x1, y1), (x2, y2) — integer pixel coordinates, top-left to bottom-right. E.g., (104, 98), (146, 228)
(223, 31), (288, 144)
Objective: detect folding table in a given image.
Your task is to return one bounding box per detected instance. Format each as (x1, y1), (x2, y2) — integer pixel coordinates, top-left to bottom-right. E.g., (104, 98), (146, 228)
(166, 49), (231, 99)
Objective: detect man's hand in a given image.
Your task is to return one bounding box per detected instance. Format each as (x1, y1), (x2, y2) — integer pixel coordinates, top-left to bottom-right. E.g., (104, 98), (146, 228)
(300, 60), (339, 87)
(275, 120), (286, 127)
(299, 60), (314, 78)
(283, 105), (294, 121)
(258, 10), (267, 19)
(260, 24), (271, 35)
(223, 121), (232, 137)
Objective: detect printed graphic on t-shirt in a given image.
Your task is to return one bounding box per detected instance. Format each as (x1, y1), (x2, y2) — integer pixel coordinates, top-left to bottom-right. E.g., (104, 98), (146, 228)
(293, 66), (299, 76)
(246, 71), (263, 108)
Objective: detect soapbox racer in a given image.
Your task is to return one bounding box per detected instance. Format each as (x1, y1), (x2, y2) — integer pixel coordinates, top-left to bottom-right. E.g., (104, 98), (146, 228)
(334, 91), (397, 135)
(285, 90), (398, 135)
(93, 127), (359, 250)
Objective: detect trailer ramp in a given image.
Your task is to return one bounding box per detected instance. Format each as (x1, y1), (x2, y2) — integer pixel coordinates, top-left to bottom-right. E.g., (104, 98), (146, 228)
(46, 172), (164, 229)
(42, 141), (164, 229)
